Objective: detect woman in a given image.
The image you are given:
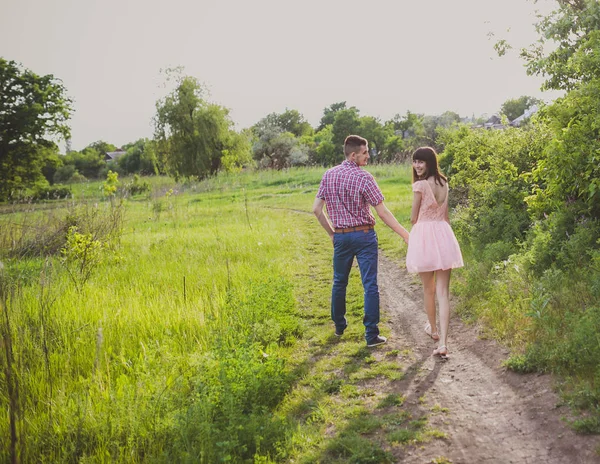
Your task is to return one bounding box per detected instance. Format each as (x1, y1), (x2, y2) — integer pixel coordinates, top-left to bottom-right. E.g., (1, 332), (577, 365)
(405, 147), (463, 358)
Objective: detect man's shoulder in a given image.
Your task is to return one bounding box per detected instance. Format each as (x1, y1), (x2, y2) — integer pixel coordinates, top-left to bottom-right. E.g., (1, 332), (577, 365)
(323, 164), (375, 181)
(322, 163), (344, 178)
(355, 168), (376, 183)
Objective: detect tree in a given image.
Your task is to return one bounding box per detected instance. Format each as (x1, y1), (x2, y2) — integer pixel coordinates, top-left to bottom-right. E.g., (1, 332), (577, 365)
(252, 109), (312, 138)
(331, 107), (361, 149)
(379, 135), (405, 163)
(311, 125), (340, 166)
(318, 101), (347, 131)
(385, 111), (424, 139)
(500, 96), (541, 121)
(0, 58), (73, 199)
(61, 143), (109, 180)
(384, 111), (426, 155)
(154, 70), (251, 179)
(358, 116), (387, 159)
(276, 109), (313, 137)
(118, 139), (158, 175)
(253, 131), (297, 169)
(522, 0), (600, 91)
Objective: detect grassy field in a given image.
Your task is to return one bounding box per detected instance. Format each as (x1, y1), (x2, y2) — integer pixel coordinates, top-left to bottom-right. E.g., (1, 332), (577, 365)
(0, 164), (443, 463)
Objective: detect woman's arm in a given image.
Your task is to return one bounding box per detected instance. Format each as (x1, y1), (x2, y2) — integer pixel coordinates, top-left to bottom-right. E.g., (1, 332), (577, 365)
(444, 184), (450, 223)
(410, 192), (422, 225)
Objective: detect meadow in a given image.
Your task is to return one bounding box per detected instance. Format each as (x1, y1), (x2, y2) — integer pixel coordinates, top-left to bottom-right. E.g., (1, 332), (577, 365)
(1, 164), (434, 463)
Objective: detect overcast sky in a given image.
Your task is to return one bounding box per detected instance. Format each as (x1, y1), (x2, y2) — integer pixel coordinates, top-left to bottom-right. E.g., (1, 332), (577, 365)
(1, 0), (560, 151)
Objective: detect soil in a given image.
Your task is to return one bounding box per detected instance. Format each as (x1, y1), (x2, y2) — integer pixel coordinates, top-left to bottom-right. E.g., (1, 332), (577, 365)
(377, 254), (600, 464)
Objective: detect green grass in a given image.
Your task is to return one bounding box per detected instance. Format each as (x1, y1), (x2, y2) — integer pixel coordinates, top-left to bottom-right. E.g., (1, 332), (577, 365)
(0, 164), (435, 462)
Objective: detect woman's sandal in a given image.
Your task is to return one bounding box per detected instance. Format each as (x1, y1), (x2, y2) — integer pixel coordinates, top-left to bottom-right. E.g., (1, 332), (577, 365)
(424, 322), (440, 341)
(433, 345), (449, 359)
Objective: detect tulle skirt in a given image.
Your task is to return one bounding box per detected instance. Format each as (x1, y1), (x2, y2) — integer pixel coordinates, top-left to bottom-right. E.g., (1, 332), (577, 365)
(406, 220), (464, 273)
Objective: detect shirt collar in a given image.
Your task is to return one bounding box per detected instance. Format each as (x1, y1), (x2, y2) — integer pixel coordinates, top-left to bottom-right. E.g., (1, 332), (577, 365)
(342, 159), (358, 168)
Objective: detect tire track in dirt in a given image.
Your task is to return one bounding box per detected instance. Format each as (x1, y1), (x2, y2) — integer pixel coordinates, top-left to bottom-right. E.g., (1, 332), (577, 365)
(378, 255), (600, 464)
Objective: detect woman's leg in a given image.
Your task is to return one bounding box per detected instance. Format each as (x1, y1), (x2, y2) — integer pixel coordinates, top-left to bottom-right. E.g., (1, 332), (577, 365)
(419, 271), (436, 334)
(435, 269), (452, 351)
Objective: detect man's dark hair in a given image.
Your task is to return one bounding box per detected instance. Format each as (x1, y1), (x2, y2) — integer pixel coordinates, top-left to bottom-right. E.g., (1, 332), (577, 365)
(344, 135), (368, 158)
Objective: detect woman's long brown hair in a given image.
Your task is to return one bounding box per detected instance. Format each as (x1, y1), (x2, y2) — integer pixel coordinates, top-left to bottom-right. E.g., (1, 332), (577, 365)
(412, 146), (447, 186)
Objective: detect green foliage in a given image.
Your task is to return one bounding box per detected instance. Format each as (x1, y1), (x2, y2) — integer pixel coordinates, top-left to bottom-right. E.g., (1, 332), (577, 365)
(523, 0), (600, 91)
(253, 109), (313, 138)
(170, 279), (299, 461)
(117, 138), (159, 175)
(318, 101), (347, 131)
(121, 174), (151, 197)
(41, 150), (64, 185)
(53, 164), (77, 183)
(0, 58), (73, 200)
(311, 124), (341, 166)
(377, 393), (405, 408)
(331, 107), (362, 148)
(528, 81), (600, 219)
(0, 166), (416, 462)
(379, 135), (405, 163)
(60, 226), (108, 291)
(324, 434), (393, 464)
(102, 170), (119, 197)
(359, 115), (389, 156)
(443, 41), (600, 427)
(62, 144), (109, 179)
(253, 130), (307, 169)
(443, 124), (551, 252)
(29, 185), (72, 201)
(154, 68), (251, 180)
(500, 96), (541, 122)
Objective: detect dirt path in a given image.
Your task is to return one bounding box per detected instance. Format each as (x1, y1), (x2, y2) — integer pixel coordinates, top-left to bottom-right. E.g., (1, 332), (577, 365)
(378, 255), (600, 464)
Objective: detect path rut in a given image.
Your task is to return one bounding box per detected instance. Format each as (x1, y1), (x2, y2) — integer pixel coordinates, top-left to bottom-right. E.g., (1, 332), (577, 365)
(378, 255), (600, 464)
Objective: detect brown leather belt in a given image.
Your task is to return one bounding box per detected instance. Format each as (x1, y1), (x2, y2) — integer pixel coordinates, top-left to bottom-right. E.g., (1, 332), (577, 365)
(334, 225), (375, 233)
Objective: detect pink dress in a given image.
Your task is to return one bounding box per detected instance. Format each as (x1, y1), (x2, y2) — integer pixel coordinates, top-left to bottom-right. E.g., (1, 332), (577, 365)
(406, 180), (464, 273)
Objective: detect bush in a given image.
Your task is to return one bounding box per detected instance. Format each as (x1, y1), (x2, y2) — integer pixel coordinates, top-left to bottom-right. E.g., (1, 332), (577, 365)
(164, 277), (300, 462)
(172, 345), (291, 462)
(121, 175), (151, 197)
(53, 164), (76, 183)
(30, 185), (72, 201)
(0, 202), (124, 261)
(443, 102), (600, 426)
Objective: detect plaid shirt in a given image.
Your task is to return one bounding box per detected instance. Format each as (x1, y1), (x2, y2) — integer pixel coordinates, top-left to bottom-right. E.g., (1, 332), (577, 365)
(316, 160), (384, 229)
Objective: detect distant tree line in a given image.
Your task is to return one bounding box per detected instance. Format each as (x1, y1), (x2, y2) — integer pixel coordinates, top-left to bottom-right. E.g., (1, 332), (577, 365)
(0, 58), (538, 201)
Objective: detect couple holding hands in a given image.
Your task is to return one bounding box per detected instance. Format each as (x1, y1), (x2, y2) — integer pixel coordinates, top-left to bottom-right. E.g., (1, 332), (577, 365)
(312, 135), (463, 359)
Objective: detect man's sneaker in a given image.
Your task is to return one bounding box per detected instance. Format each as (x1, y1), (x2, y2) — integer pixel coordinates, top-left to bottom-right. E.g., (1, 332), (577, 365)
(366, 335), (387, 347)
(334, 328), (345, 337)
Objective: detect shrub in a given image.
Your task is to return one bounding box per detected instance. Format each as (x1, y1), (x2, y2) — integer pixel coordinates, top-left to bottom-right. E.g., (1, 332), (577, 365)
(121, 175), (151, 197)
(30, 185), (72, 201)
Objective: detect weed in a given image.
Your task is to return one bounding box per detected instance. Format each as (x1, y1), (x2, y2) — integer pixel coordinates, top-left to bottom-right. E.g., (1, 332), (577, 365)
(431, 456), (453, 464)
(377, 394), (406, 409)
(324, 434), (393, 464)
(430, 404), (449, 414)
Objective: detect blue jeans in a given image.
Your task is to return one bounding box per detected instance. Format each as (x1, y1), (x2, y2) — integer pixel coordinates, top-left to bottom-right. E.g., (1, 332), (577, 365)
(331, 229), (380, 342)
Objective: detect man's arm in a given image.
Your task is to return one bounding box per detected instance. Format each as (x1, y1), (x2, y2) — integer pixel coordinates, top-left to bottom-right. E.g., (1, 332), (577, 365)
(374, 202), (409, 244)
(312, 197), (335, 241)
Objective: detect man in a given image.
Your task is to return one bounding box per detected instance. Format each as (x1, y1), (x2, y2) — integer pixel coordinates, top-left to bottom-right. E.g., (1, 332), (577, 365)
(313, 135), (410, 347)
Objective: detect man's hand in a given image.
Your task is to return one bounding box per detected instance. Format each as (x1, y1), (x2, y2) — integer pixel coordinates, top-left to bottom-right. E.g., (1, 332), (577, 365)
(374, 202), (409, 244)
(313, 197), (335, 240)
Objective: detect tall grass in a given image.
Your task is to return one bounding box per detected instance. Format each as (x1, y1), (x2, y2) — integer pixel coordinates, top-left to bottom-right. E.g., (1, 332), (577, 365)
(0, 164), (414, 462)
